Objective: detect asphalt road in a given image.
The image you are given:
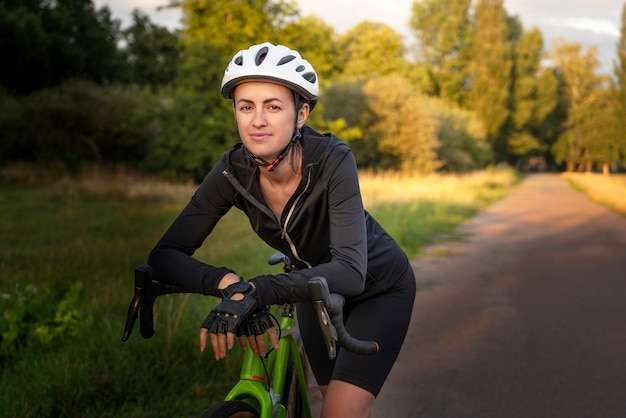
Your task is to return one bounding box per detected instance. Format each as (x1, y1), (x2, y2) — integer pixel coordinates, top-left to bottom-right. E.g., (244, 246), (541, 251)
(375, 174), (626, 418)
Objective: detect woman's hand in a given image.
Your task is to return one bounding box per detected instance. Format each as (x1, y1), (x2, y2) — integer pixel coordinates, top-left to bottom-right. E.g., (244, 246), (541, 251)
(199, 315), (280, 360)
(200, 280), (258, 360)
(236, 308), (280, 356)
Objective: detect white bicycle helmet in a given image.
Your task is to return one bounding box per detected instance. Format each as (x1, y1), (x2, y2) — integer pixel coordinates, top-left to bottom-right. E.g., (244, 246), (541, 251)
(220, 42), (319, 108)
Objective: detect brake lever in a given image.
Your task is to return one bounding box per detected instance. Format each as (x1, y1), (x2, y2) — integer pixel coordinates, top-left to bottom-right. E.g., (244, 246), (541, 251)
(121, 264), (152, 342)
(308, 276), (378, 358)
(308, 277), (339, 359)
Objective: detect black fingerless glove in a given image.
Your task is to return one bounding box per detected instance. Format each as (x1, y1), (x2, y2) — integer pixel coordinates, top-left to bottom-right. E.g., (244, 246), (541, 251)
(236, 307), (274, 337)
(201, 281), (258, 334)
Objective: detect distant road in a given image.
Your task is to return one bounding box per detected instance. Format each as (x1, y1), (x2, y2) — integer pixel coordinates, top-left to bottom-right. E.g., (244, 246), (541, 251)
(376, 174), (626, 417)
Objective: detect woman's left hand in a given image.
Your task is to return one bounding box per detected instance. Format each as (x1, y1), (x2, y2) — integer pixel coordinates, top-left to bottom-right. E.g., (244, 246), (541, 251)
(236, 308), (280, 356)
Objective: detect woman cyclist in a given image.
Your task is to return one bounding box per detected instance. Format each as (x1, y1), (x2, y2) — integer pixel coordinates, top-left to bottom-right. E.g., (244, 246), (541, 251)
(147, 42), (416, 417)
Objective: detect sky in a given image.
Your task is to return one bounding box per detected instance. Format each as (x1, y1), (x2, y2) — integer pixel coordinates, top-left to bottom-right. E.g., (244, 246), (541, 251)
(94, 0), (622, 75)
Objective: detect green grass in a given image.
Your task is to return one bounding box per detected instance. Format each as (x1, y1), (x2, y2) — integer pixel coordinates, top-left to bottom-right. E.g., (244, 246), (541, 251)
(0, 167), (520, 417)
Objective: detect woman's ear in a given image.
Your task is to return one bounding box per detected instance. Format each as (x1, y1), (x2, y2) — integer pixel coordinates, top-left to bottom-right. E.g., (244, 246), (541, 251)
(296, 103), (310, 129)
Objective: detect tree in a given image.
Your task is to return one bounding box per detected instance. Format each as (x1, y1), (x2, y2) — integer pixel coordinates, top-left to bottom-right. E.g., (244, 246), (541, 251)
(276, 14), (340, 83)
(551, 41), (614, 172)
(121, 10), (181, 90)
(613, 2), (626, 165)
(141, 41), (238, 181)
(0, 0), (122, 95)
(508, 27), (559, 161)
(584, 88), (622, 174)
(615, 2), (626, 112)
(12, 80), (155, 170)
(337, 21), (409, 81)
(430, 99), (492, 171)
(0, 2), (49, 94)
(178, 0), (296, 55)
(362, 75), (441, 173)
(468, 0), (513, 160)
(320, 80), (380, 167)
(410, 0), (472, 105)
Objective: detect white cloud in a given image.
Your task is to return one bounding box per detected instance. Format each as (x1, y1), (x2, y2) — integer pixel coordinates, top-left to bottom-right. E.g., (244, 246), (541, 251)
(544, 17), (620, 37)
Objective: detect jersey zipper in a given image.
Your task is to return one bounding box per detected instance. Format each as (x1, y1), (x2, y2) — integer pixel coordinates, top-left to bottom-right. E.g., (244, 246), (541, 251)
(222, 167), (313, 268)
(281, 168), (313, 268)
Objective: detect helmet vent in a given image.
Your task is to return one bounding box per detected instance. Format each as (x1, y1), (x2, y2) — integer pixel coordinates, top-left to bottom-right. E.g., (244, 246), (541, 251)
(277, 55), (296, 65)
(302, 72), (317, 83)
(255, 46), (269, 65)
(234, 55), (243, 66)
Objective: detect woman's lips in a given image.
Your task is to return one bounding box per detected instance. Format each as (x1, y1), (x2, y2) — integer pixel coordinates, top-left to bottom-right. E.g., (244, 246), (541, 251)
(250, 133), (270, 141)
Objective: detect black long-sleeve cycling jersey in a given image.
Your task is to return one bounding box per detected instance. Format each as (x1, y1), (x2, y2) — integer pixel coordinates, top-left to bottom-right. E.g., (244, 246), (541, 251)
(148, 125), (412, 306)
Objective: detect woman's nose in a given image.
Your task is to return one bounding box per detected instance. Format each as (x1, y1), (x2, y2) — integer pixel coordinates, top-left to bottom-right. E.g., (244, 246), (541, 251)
(252, 109), (267, 127)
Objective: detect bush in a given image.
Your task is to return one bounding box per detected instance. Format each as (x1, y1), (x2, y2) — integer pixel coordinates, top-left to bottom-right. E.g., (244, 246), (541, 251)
(1, 80), (157, 172)
(0, 281), (91, 358)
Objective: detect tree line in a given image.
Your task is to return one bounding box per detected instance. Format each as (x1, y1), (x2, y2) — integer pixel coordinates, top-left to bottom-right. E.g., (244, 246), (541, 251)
(1, 0), (625, 180)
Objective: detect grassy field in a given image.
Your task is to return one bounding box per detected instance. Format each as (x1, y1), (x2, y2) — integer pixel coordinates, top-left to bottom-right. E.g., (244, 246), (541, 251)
(562, 172), (626, 216)
(0, 166), (522, 417)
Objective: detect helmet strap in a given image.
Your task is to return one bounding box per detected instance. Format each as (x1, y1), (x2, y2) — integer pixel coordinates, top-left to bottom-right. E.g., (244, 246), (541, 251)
(243, 129), (302, 172)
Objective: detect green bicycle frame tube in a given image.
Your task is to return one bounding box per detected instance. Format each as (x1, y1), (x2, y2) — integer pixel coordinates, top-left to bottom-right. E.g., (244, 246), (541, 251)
(224, 313), (313, 418)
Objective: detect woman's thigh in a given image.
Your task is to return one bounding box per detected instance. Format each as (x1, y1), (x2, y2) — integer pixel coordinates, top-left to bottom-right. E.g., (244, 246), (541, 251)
(297, 280), (415, 397)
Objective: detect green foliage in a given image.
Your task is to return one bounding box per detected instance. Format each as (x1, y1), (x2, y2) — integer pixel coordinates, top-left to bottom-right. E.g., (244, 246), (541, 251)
(2, 80), (156, 172)
(0, 281), (90, 357)
(140, 86), (238, 181)
(119, 9), (181, 90)
(139, 38), (238, 181)
(320, 79), (387, 168)
(506, 27), (559, 161)
(0, 181), (247, 416)
(337, 21), (409, 80)
(276, 14), (340, 82)
(363, 75), (441, 173)
(179, 0), (296, 55)
(0, 91), (29, 163)
(613, 3), (626, 160)
(0, 0), (122, 95)
(508, 131), (545, 156)
(469, 0), (513, 159)
(410, 0), (472, 105)
(322, 76), (492, 172)
(550, 41), (616, 171)
(616, 3), (626, 102)
(430, 99), (493, 171)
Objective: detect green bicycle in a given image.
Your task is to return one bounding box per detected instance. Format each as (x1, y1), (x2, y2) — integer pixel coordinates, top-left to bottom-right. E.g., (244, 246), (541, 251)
(121, 253), (378, 418)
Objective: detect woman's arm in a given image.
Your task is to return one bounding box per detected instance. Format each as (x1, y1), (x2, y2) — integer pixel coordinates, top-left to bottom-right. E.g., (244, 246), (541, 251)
(148, 159), (238, 296)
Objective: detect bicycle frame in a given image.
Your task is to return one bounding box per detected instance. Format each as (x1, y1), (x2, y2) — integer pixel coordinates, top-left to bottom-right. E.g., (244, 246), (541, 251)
(224, 303), (312, 418)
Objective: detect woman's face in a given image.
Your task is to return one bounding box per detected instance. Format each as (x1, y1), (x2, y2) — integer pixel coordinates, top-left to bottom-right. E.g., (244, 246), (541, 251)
(233, 81), (309, 162)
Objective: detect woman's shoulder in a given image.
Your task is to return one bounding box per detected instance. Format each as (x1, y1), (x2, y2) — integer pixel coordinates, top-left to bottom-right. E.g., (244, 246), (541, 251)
(302, 125), (351, 155)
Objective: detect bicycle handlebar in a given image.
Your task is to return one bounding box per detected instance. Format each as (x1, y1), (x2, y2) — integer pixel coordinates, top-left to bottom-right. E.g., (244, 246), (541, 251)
(122, 261), (380, 358)
(308, 276), (379, 358)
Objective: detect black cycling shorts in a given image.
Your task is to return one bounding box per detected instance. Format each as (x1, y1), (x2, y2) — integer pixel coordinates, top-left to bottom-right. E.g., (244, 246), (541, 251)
(296, 266), (416, 397)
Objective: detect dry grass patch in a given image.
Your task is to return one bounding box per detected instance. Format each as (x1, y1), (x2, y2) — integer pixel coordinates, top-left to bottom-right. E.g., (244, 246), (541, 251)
(358, 168), (520, 209)
(0, 163), (196, 201)
(562, 173), (626, 215)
